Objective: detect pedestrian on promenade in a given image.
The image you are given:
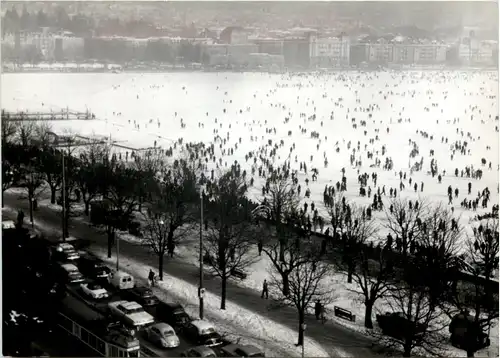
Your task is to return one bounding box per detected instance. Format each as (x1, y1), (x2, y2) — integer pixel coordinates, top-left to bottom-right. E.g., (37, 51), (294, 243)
(148, 269), (156, 287)
(315, 300), (322, 320)
(257, 240), (263, 256)
(261, 279), (269, 299)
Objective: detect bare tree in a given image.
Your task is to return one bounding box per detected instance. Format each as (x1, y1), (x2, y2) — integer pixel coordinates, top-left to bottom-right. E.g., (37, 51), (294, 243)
(132, 148), (166, 212)
(452, 218), (499, 357)
(379, 204), (462, 357)
(383, 197), (429, 259)
(142, 159), (198, 281)
(269, 246), (336, 346)
(75, 138), (111, 216)
(1, 112), (18, 144)
(260, 171), (301, 261)
(323, 191), (349, 245)
(339, 207), (392, 328)
(101, 159), (141, 257)
(19, 150), (45, 226)
(204, 168), (258, 310)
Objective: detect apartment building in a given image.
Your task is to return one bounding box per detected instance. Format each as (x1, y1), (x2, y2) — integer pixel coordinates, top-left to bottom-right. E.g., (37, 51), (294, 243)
(309, 33), (350, 68)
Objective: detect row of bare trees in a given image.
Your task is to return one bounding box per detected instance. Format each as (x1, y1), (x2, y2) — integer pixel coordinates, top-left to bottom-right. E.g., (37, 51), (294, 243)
(255, 168), (498, 357)
(2, 119), (498, 357)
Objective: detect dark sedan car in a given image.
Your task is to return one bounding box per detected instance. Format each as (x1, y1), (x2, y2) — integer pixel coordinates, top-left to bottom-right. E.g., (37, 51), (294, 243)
(77, 255), (111, 281)
(153, 302), (192, 331)
(123, 286), (160, 307)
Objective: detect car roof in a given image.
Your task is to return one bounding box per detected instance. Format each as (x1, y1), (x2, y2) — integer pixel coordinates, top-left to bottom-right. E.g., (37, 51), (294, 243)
(191, 320), (215, 331)
(109, 300), (127, 307)
(161, 301), (183, 309)
(133, 286), (151, 293)
(2, 220), (16, 229)
(61, 263), (79, 271)
(222, 344), (262, 355)
(191, 346), (216, 355)
(112, 270), (133, 278)
(152, 322), (174, 331)
(57, 242), (75, 250)
(121, 301), (142, 310)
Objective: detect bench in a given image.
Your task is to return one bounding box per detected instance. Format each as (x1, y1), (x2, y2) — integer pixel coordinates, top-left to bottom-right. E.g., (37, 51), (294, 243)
(334, 306), (355, 322)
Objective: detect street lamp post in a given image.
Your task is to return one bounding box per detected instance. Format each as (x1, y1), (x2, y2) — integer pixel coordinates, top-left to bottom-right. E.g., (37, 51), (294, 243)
(198, 185), (206, 320)
(61, 148), (66, 240)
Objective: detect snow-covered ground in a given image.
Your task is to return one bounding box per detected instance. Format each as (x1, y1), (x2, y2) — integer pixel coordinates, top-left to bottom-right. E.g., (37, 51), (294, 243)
(2, 70), (498, 356)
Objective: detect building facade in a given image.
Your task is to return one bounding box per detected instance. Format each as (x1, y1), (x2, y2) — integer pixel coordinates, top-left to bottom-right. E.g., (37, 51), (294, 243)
(219, 26), (249, 45)
(309, 34), (350, 68)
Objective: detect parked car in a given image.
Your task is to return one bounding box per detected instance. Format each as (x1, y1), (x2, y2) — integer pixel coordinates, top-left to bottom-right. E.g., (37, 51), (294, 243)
(77, 255), (111, 281)
(108, 270), (135, 290)
(64, 236), (91, 250)
(54, 263), (85, 284)
(376, 312), (426, 340)
(145, 322), (180, 348)
(123, 286), (159, 307)
(219, 344), (265, 357)
(108, 300), (155, 328)
(51, 242), (80, 261)
(180, 346), (217, 357)
(184, 320), (224, 348)
(154, 302), (191, 330)
(80, 281), (110, 299)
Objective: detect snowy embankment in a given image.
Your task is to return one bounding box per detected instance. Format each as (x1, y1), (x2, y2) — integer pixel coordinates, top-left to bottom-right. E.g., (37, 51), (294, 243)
(1, 205), (334, 358)
(113, 227), (498, 358)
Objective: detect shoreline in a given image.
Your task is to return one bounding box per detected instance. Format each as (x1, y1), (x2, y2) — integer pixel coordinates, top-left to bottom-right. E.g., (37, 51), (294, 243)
(2, 65), (498, 75)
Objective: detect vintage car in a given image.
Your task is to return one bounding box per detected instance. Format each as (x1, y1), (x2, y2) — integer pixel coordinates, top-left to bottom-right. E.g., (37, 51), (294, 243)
(145, 322), (180, 348)
(219, 344), (265, 357)
(80, 281), (110, 299)
(108, 300), (155, 328)
(184, 320), (224, 348)
(180, 346), (217, 357)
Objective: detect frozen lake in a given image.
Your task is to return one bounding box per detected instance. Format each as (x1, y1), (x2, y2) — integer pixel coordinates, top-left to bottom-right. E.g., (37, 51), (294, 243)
(2, 71), (499, 243)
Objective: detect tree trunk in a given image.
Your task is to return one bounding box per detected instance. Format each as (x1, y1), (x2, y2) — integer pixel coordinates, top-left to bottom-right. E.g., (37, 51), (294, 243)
(279, 238), (285, 262)
(347, 261), (354, 284)
(221, 274), (227, 310)
(28, 190), (34, 225)
(2, 189), (4, 208)
(50, 185), (56, 204)
(282, 273), (290, 297)
(158, 252), (164, 281)
(364, 300), (374, 329)
(297, 310), (305, 346)
(466, 349), (475, 357)
(403, 339), (412, 357)
(84, 200), (90, 216)
(107, 227), (114, 258)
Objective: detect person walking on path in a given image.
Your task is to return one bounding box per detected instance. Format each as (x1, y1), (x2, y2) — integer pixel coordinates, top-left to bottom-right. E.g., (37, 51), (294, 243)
(148, 269), (156, 287)
(261, 279), (269, 299)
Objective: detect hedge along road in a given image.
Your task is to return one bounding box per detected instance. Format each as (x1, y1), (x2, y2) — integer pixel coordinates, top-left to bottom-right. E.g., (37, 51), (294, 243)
(3, 190), (377, 358)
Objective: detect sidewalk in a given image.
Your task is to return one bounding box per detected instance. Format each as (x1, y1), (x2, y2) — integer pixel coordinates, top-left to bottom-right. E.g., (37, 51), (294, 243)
(3, 191), (376, 357)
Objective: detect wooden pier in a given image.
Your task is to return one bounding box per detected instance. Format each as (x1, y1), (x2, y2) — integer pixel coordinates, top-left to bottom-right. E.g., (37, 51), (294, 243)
(1, 109), (95, 122)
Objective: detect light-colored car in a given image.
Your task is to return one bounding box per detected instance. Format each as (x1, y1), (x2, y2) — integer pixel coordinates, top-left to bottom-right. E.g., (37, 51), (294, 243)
(80, 282), (109, 299)
(145, 322), (180, 348)
(180, 346), (217, 357)
(108, 300), (155, 328)
(59, 263), (85, 284)
(185, 320), (223, 348)
(2, 220), (16, 229)
(53, 242), (80, 261)
(219, 344), (265, 357)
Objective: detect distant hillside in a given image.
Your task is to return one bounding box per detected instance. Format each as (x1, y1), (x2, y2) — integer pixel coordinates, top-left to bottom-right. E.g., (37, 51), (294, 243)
(1, 1), (497, 37)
